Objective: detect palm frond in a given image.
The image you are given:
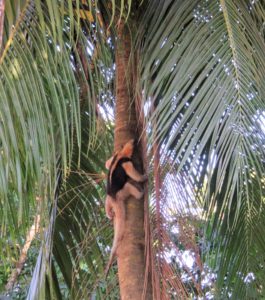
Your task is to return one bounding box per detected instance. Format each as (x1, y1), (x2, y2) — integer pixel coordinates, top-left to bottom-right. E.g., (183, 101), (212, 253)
(0, 1), (79, 240)
(0, 0), (113, 294)
(139, 0), (265, 297)
(52, 117), (115, 299)
(0, 0), (124, 297)
(147, 146), (204, 298)
(2, 0), (265, 298)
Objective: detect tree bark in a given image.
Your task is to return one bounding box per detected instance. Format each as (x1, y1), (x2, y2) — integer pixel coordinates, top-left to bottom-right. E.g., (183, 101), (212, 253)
(114, 22), (152, 299)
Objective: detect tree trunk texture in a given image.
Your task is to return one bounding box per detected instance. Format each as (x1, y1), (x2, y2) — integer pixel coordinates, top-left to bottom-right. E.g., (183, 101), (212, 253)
(114, 23), (152, 299)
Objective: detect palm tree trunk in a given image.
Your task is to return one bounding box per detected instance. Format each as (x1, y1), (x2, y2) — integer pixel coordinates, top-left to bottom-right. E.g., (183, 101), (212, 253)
(114, 22), (152, 299)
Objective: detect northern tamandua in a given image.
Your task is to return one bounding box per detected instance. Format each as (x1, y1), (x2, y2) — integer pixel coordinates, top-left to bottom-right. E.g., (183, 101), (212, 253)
(105, 139), (147, 276)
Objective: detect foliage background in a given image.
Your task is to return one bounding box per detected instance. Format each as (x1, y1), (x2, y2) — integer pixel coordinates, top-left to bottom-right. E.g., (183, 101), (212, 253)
(0, 0), (264, 299)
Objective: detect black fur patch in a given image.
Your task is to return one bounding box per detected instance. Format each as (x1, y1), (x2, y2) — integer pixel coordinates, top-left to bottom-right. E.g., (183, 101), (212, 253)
(107, 157), (132, 198)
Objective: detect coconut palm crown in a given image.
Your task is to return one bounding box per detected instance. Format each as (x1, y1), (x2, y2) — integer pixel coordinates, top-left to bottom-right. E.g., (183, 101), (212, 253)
(0, 0), (265, 299)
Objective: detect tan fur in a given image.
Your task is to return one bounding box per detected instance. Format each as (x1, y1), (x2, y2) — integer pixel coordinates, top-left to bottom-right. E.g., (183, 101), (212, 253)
(104, 140), (147, 276)
(122, 161), (147, 182)
(105, 156), (114, 170)
(104, 195), (125, 276)
(105, 182), (145, 276)
(108, 139), (134, 184)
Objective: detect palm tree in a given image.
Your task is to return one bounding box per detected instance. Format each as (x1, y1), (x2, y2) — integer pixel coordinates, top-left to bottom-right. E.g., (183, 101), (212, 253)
(0, 0), (265, 299)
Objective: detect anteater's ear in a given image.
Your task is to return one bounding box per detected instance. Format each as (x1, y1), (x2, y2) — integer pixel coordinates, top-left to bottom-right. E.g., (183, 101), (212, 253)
(120, 139), (135, 158)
